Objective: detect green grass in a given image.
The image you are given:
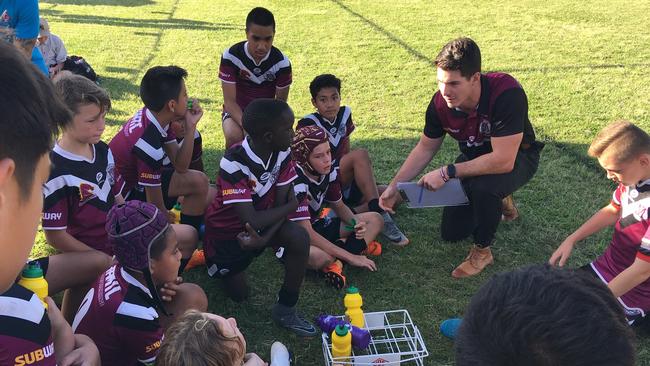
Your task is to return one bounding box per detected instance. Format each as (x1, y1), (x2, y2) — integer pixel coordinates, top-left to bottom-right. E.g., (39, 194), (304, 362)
(34, 0), (650, 364)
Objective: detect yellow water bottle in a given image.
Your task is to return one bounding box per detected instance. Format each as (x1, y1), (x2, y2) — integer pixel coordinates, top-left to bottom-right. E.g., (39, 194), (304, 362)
(18, 262), (48, 309)
(344, 286), (364, 328)
(331, 324), (352, 362)
(171, 203), (182, 224)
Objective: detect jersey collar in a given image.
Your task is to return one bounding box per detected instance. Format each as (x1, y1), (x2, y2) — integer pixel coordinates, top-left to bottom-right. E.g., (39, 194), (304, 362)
(243, 41), (271, 66)
(53, 142), (97, 163)
(121, 266), (153, 297)
(145, 108), (169, 138)
(242, 136), (273, 170)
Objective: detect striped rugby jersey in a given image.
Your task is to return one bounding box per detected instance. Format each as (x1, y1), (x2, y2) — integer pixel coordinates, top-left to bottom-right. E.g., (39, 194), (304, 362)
(42, 142), (124, 255)
(219, 41), (292, 112)
(72, 264), (163, 366)
(297, 106), (355, 166)
(0, 284), (55, 366)
(293, 164), (342, 223)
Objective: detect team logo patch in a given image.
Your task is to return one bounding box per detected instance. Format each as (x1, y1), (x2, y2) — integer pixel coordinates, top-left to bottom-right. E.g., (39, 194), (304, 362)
(479, 118), (491, 135)
(1, 10), (10, 22)
(253, 67), (262, 75)
(79, 183), (96, 204)
(330, 127), (337, 135)
(630, 189), (639, 199)
(239, 69), (251, 80)
(96, 172), (104, 184)
(263, 72), (276, 82)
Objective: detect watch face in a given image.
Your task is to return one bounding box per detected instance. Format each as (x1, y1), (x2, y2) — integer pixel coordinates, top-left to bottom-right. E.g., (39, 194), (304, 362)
(447, 164), (456, 178)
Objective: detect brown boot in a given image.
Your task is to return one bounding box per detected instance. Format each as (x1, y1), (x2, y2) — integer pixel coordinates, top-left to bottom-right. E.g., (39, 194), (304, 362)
(451, 245), (494, 278)
(501, 194), (519, 222)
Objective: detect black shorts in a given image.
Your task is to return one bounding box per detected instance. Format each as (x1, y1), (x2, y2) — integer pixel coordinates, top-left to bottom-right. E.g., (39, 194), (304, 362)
(127, 168), (178, 210)
(312, 217), (343, 243)
(342, 178), (364, 207)
(205, 239), (264, 279)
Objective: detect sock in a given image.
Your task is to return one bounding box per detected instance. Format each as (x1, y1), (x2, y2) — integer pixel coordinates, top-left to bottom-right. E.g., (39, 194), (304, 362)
(277, 286), (299, 307)
(368, 198), (385, 214)
(345, 237), (367, 255)
(180, 213), (203, 234)
(178, 258), (190, 274)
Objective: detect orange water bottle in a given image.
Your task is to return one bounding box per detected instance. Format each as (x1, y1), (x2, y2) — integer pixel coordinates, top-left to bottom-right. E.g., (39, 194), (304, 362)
(18, 262), (48, 309)
(344, 286), (364, 328)
(331, 324), (352, 362)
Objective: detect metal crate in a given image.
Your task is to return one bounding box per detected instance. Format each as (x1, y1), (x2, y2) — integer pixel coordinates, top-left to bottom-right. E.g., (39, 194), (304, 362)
(321, 309), (429, 365)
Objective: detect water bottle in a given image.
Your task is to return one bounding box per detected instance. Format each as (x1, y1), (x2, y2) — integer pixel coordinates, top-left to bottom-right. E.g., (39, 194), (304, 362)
(331, 324), (352, 361)
(17, 262), (48, 309)
(315, 314), (370, 349)
(344, 286), (364, 328)
(171, 203), (182, 224)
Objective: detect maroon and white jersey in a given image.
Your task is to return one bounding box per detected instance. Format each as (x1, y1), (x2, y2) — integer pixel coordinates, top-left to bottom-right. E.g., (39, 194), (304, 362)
(42, 142), (124, 255)
(293, 165), (342, 223)
(72, 264), (163, 366)
(109, 108), (177, 195)
(591, 180), (650, 318)
(204, 137), (304, 250)
(162, 130), (203, 169)
(297, 106), (355, 165)
(424, 73), (536, 160)
(0, 284), (55, 366)
(219, 41), (292, 112)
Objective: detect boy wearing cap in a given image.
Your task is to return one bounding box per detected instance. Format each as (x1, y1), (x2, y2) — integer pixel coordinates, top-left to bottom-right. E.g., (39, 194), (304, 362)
(72, 200), (208, 366)
(36, 17), (67, 78)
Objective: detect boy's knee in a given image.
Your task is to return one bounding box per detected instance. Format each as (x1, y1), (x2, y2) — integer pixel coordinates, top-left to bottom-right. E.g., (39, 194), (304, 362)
(188, 170), (209, 195)
(309, 247), (334, 270)
(179, 283), (208, 312)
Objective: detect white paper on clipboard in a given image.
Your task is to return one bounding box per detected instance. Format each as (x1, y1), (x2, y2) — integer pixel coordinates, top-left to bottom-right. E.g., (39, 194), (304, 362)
(397, 179), (469, 208)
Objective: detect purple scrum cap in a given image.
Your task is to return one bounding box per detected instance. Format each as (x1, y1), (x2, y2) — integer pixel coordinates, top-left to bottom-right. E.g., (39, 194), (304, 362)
(291, 125), (329, 173)
(106, 200), (169, 271)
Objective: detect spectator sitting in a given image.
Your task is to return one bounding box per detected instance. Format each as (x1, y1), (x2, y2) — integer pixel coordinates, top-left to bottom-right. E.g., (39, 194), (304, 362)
(37, 17), (67, 78)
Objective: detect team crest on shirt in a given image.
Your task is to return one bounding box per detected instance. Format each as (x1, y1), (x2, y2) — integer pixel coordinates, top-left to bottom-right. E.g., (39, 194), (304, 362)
(330, 127), (337, 135)
(259, 165), (281, 185)
(263, 72), (276, 82)
(79, 183), (96, 204)
(107, 164), (116, 185)
(633, 204), (649, 221)
(239, 69), (251, 80)
(96, 172), (104, 184)
(248, 179), (257, 189)
(253, 67), (262, 75)
(0, 10), (9, 22)
(479, 118), (491, 135)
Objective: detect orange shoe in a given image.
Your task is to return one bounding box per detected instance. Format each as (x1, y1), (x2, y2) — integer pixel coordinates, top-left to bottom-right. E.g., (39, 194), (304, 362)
(451, 245), (494, 278)
(501, 195), (519, 222)
(323, 260), (346, 289)
(361, 241), (382, 256)
(184, 249), (206, 271)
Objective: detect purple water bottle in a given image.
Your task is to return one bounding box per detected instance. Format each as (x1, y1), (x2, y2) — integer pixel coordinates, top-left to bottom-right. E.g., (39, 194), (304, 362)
(315, 314), (371, 349)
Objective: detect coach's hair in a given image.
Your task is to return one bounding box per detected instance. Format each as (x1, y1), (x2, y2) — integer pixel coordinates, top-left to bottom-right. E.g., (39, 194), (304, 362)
(140, 65), (187, 112)
(53, 74), (111, 128)
(246, 7), (275, 31)
(155, 310), (244, 366)
(588, 120), (650, 163)
(434, 37), (481, 79)
(455, 264), (635, 366)
(309, 74), (341, 99)
(0, 42), (69, 201)
(242, 98), (293, 138)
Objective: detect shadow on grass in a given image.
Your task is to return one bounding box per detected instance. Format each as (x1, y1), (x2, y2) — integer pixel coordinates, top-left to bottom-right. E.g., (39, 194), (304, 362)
(41, 0), (154, 6)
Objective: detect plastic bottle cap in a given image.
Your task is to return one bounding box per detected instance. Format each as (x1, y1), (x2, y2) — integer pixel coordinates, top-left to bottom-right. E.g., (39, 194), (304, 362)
(173, 203), (181, 210)
(334, 324), (349, 336)
(22, 264), (44, 278)
(346, 286), (359, 294)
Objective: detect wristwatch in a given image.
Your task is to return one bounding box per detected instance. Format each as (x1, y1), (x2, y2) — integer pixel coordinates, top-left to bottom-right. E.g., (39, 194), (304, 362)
(446, 164), (457, 179)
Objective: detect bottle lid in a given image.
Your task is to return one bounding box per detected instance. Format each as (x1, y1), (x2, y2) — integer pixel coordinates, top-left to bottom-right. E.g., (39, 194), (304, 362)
(173, 202), (181, 210)
(346, 286), (359, 294)
(22, 263), (44, 278)
(334, 324), (349, 336)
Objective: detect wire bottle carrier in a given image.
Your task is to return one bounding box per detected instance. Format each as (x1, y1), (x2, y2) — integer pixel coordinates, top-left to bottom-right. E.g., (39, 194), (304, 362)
(321, 309), (429, 365)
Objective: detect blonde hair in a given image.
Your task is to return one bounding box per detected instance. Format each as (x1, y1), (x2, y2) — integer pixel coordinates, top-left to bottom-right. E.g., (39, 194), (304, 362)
(588, 120), (650, 163)
(155, 310), (244, 366)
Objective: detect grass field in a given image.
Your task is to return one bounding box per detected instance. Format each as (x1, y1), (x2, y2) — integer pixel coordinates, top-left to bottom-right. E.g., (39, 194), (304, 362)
(33, 0), (650, 364)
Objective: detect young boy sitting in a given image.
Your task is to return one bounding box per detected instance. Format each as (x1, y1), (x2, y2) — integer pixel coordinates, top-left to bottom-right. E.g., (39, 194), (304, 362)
(219, 7), (292, 148)
(291, 125), (383, 289)
(550, 120), (650, 326)
(204, 98), (317, 337)
(297, 74), (409, 245)
(110, 65), (208, 271)
(0, 42), (99, 366)
(72, 200), (208, 366)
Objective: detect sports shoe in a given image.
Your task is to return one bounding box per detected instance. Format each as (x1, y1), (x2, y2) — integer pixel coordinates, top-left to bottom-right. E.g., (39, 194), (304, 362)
(361, 241), (382, 256)
(451, 245), (494, 278)
(270, 341), (292, 366)
(184, 249), (205, 271)
(380, 212), (409, 246)
(323, 260), (346, 289)
(271, 303), (319, 337)
(440, 318), (462, 340)
(319, 207), (332, 218)
(501, 194), (519, 222)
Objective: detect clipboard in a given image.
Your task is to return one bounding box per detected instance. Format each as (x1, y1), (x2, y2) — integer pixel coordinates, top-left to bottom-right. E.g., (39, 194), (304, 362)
(397, 179), (469, 208)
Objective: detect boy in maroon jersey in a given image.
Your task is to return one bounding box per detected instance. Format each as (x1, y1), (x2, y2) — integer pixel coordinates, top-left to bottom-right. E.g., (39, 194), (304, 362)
(550, 121), (650, 326)
(73, 201), (207, 366)
(204, 99), (317, 337)
(0, 42), (99, 366)
(219, 7), (292, 148)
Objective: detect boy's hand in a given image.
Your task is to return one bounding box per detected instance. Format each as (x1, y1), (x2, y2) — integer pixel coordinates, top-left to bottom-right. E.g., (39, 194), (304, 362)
(417, 169), (446, 191)
(237, 223), (266, 251)
(184, 98), (203, 131)
(347, 255), (377, 271)
(160, 276), (183, 302)
(243, 353), (268, 366)
(45, 297), (67, 330)
(60, 335), (101, 366)
(286, 184), (298, 211)
(549, 238), (576, 267)
(379, 186), (398, 214)
(353, 220), (367, 239)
